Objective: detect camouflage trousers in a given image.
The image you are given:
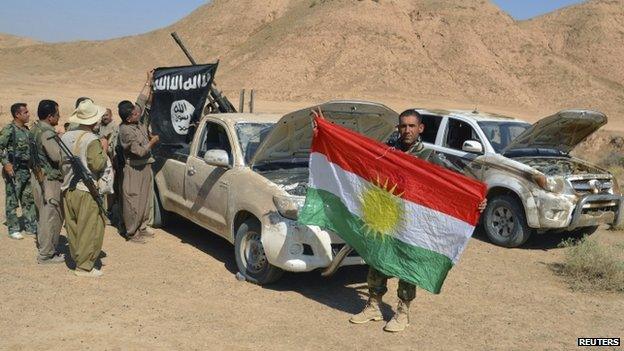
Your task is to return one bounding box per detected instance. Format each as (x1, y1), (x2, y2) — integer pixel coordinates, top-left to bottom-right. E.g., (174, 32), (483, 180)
(367, 266), (416, 302)
(3, 168), (37, 234)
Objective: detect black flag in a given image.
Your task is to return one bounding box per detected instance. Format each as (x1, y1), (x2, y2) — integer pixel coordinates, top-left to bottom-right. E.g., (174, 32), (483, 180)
(150, 63), (218, 145)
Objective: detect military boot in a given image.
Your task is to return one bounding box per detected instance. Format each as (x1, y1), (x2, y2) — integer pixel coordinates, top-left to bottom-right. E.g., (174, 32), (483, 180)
(383, 299), (410, 332)
(349, 295), (383, 324)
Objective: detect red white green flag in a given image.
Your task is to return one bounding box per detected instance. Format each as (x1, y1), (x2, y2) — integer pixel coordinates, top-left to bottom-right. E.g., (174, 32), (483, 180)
(299, 117), (487, 294)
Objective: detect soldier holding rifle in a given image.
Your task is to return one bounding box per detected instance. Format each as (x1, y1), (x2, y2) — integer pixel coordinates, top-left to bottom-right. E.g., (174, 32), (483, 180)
(59, 100), (109, 277)
(0, 103), (38, 240)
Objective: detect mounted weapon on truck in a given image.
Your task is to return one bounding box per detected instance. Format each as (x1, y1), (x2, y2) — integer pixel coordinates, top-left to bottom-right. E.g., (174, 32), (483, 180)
(170, 32), (237, 114)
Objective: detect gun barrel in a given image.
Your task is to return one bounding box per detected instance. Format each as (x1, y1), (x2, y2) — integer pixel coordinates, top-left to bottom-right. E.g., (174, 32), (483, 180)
(169, 32), (237, 114)
(170, 32), (197, 65)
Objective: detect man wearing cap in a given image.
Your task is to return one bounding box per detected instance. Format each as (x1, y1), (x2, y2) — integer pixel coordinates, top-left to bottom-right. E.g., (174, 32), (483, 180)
(117, 70), (159, 243)
(31, 99), (65, 264)
(61, 99), (109, 277)
(0, 103), (38, 239)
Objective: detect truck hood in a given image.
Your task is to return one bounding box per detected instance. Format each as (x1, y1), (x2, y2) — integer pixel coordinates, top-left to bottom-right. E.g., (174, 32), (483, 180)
(251, 100), (398, 168)
(502, 110), (607, 154)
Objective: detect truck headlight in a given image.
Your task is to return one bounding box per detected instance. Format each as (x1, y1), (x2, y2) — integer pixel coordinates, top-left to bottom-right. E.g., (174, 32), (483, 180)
(273, 195), (305, 220)
(532, 173), (565, 194)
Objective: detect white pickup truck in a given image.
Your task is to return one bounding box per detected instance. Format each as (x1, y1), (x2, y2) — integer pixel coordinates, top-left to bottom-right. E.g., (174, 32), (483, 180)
(151, 101), (397, 284)
(409, 108), (623, 247)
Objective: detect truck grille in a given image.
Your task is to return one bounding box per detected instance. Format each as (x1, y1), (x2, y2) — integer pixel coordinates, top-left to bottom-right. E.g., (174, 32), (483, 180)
(580, 200), (618, 214)
(569, 178), (612, 195)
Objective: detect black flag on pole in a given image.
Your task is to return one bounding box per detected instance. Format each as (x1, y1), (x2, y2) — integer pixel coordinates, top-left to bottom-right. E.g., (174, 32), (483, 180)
(150, 63), (218, 145)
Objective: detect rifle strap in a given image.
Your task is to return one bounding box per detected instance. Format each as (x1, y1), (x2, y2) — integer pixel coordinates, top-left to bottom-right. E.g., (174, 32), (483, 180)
(73, 131), (90, 155)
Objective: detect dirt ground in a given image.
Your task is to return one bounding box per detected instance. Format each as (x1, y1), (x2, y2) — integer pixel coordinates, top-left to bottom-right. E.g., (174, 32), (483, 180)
(1, 201), (622, 351)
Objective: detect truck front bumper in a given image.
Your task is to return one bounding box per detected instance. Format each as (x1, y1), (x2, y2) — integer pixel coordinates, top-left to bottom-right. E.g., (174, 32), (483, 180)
(568, 194), (624, 230)
(534, 192), (624, 230)
(260, 213), (364, 272)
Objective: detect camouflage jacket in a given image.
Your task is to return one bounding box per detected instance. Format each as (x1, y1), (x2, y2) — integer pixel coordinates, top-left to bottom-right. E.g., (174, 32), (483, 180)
(386, 137), (455, 170)
(0, 122), (33, 170)
(387, 138), (434, 161)
(31, 121), (63, 181)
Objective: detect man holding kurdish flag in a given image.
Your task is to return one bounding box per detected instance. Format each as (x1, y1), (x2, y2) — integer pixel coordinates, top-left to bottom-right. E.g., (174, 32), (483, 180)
(299, 109), (487, 333)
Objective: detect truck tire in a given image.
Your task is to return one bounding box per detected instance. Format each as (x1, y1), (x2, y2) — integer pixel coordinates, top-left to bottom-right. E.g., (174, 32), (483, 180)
(151, 189), (169, 229)
(235, 219), (284, 285)
(483, 194), (532, 247)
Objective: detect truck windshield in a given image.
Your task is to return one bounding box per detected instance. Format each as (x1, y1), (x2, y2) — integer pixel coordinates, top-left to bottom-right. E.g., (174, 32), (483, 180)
(478, 121), (531, 153)
(235, 122), (275, 164)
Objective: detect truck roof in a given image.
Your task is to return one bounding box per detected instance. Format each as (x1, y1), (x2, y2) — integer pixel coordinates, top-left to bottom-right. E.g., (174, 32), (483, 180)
(414, 108), (529, 123)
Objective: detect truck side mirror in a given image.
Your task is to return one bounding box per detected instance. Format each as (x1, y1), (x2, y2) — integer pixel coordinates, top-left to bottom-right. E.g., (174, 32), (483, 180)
(203, 149), (230, 168)
(462, 140), (483, 154)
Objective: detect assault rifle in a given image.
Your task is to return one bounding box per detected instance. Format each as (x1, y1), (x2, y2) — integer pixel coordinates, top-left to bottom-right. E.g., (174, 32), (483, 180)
(47, 134), (107, 216)
(170, 32), (237, 113)
(30, 132), (44, 183)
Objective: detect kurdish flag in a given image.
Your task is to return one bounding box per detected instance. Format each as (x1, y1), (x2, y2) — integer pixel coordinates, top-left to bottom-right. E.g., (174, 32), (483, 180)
(299, 117), (487, 294)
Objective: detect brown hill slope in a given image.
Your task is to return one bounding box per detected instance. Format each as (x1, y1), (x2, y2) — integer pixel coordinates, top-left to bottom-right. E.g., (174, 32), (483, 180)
(0, 33), (40, 48)
(522, 0), (624, 88)
(0, 0), (622, 127)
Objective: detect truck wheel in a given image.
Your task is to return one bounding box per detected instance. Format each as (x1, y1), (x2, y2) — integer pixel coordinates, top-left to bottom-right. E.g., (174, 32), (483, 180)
(483, 195), (532, 247)
(235, 219), (284, 285)
(151, 189), (169, 229)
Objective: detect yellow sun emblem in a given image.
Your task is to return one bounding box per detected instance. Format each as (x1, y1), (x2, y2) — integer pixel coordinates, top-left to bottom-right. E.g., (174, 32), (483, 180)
(361, 175), (404, 239)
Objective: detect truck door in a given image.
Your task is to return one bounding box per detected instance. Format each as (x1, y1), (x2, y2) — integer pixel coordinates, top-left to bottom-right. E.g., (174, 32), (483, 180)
(184, 120), (232, 234)
(436, 117), (485, 179)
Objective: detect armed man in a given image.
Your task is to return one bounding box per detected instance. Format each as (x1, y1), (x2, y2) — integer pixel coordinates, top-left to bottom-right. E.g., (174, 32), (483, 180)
(60, 100), (109, 277)
(31, 100), (65, 263)
(118, 70), (159, 243)
(0, 103), (38, 240)
(349, 109), (486, 332)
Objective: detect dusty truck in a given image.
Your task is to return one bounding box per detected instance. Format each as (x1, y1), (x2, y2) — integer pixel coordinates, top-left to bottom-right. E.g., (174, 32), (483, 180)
(411, 108), (624, 247)
(151, 101), (399, 284)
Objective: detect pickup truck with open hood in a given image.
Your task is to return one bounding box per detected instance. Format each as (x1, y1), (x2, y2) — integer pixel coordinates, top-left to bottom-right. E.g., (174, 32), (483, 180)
(412, 108), (624, 247)
(151, 101), (397, 284)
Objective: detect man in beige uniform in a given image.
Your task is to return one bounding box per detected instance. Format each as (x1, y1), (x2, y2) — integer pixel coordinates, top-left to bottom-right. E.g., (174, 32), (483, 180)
(31, 100), (65, 264)
(118, 70), (159, 243)
(97, 108), (119, 219)
(61, 100), (108, 277)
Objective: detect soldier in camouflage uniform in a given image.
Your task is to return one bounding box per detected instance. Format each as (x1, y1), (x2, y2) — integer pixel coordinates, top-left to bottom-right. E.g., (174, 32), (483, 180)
(0, 103), (38, 240)
(31, 100), (65, 264)
(350, 109), (486, 332)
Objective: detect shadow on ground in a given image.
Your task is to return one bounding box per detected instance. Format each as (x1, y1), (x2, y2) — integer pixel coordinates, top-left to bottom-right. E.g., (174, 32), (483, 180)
(471, 226), (581, 251)
(159, 215), (382, 315)
(160, 215), (238, 274)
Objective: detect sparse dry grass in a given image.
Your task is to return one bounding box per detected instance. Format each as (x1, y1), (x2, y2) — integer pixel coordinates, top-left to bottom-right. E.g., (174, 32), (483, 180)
(553, 237), (624, 292)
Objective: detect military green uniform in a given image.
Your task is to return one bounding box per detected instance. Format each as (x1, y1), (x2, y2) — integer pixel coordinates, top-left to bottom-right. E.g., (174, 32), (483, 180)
(31, 121), (64, 259)
(0, 122), (37, 234)
(61, 130), (107, 272)
(365, 138), (447, 302)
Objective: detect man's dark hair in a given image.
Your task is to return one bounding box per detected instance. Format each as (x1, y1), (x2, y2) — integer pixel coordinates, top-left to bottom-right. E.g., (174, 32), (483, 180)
(75, 97), (92, 108)
(398, 109), (422, 124)
(37, 99), (59, 120)
(118, 100), (135, 122)
(10, 103), (27, 118)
